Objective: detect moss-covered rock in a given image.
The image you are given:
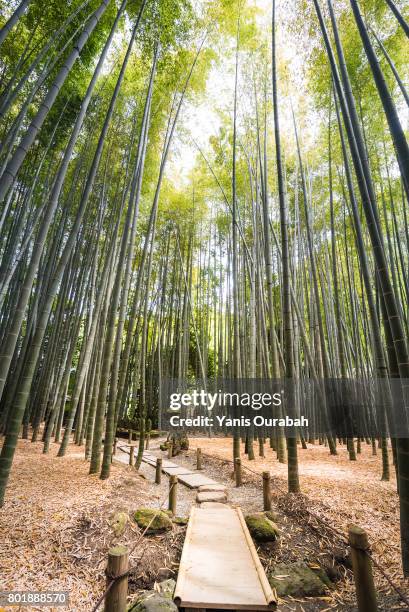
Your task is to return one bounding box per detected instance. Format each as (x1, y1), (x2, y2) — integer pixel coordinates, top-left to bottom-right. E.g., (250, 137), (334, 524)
(133, 508), (173, 533)
(172, 516), (188, 526)
(110, 511), (128, 537)
(245, 513), (279, 542)
(170, 433), (189, 454)
(312, 565), (334, 589)
(127, 580), (176, 610)
(127, 592), (177, 611)
(268, 562), (330, 597)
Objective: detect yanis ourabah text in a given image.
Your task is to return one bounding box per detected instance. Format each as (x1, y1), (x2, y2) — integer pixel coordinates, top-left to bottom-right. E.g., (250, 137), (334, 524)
(169, 415), (309, 428)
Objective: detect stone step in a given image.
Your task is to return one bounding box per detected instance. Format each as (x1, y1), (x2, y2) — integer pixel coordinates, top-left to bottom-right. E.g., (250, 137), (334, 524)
(196, 490), (228, 504)
(198, 484), (227, 493)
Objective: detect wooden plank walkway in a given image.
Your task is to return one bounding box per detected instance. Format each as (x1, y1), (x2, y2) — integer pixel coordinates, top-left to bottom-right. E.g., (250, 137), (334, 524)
(174, 505), (277, 610)
(116, 446), (219, 489)
(143, 451), (219, 488)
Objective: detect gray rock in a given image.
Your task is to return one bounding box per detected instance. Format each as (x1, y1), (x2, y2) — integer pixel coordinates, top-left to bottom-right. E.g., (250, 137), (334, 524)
(156, 578), (176, 599)
(198, 484), (227, 493)
(127, 592), (178, 611)
(268, 562), (330, 597)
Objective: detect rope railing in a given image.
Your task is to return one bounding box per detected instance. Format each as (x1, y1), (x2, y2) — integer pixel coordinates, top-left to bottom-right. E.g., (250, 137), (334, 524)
(367, 551), (409, 607)
(91, 480), (177, 612)
(95, 443), (409, 610)
(195, 447), (409, 609)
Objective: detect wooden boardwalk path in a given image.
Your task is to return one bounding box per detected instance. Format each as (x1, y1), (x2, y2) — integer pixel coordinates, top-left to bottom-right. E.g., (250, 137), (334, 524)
(116, 444), (277, 610)
(174, 505), (277, 611)
(116, 446), (219, 489)
(142, 450), (219, 488)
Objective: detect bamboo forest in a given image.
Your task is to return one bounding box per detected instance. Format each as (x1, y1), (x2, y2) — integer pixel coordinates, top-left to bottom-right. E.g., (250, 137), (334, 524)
(0, 0), (409, 610)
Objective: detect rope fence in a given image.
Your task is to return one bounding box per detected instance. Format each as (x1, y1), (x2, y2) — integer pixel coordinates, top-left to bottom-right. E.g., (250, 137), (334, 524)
(91, 442), (409, 611)
(195, 447), (409, 609)
(91, 480), (177, 612)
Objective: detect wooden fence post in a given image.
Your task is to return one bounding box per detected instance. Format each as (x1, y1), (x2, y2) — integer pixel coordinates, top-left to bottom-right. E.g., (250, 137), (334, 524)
(196, 448), (202, 470)
(128, 429), (132, 444)
(155, 458), (162, 484)
(168, 441), (173, 459)
(263, 471), (271, 511)
(348, 525), (378, 612)
(235, 458), (242, 487)
(104, 545), (128, 612)
(169, 475), (178, 514)
(129, 445), (134, 467)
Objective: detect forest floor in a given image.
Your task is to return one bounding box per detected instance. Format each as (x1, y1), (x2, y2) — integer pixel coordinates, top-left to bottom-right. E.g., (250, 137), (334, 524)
(184, 437), (408, 611)
(1, 436), (408, 611)
(0, 437), (187, 612)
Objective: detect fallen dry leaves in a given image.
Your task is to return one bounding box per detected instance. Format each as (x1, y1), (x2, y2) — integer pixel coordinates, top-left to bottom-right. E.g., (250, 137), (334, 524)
(188, 437), (409, 610)
(0, 437), (152, 611)
(2, 435), (409, 611)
